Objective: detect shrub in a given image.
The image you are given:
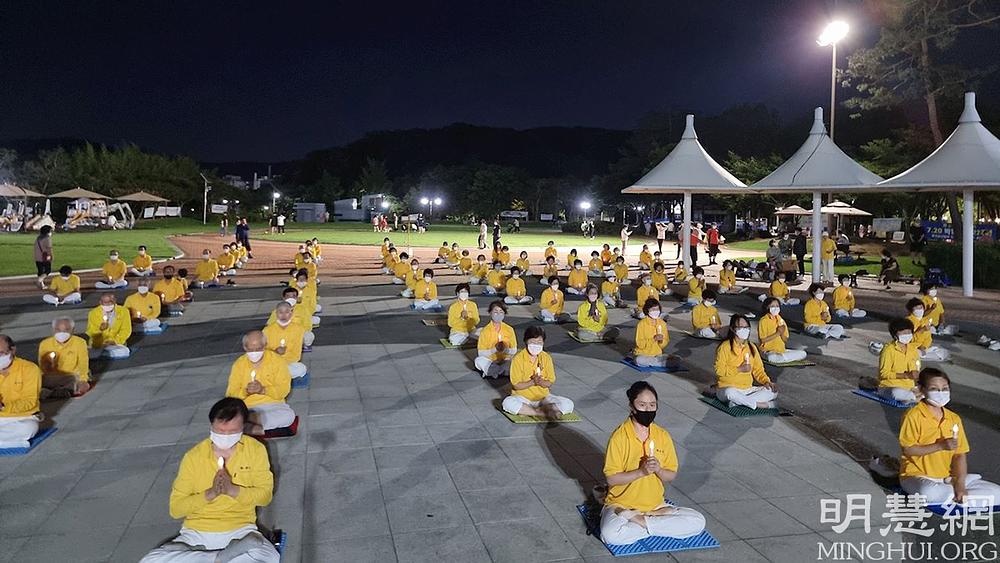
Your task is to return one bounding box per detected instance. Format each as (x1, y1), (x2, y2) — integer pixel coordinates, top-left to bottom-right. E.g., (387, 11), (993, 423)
(561, 220), (622, 236)
(924, 242), (1000, 289)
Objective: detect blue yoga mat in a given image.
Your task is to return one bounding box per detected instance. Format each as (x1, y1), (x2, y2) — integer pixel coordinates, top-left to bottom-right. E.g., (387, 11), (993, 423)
(291, 373), (310, 389)
(0, 427), (58, 456)
(576, 503), (719, 557)
(275, 530), (288, 557)
(101, 346), (136, 360)
(141, 323), (169, 335)
(619, 358), (687, 373)
(852, 389), (915, 409)
(410, 304), (443, 312)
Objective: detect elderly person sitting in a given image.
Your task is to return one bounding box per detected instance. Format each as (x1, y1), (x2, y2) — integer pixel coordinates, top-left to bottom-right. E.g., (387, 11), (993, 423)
(86, 293), (133, 359)
(38, 317), (91, 397)
(226, 331), (294, 435)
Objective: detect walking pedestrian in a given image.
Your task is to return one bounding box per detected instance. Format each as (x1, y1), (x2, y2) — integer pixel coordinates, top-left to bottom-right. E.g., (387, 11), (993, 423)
(478, 220), (488, 249)
(706, 223), (720, 265)
(793, 227), (807, 277)
(492, 219), (501, 249)
(655, 221), (667, 253)
(620, 224), (633, 255)
(34, 225), (53, 289)
(277, 213), (286, 234)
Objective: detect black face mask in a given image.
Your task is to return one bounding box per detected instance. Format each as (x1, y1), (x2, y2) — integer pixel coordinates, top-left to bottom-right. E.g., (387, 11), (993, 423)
(633, 410), (656, 427)
(164, 275), (173, 280)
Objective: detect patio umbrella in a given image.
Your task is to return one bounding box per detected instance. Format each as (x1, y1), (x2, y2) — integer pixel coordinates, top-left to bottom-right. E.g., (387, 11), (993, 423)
(48, 187), (111, 199)
(0, 183), (45, 198)
(819, 201), (872, 216)
(774, 205), (811, 216)
(117, 191), (169, 202)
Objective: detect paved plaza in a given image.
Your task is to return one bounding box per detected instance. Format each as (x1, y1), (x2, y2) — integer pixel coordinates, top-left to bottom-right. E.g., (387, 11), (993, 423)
(1, 245), (999, 562)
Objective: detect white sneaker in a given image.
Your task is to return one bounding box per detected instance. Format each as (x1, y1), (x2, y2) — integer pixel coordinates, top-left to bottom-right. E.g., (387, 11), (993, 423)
(978, 335), (991, 345)
(868, 341), (884, 355)
(989, 341), (1000, 351)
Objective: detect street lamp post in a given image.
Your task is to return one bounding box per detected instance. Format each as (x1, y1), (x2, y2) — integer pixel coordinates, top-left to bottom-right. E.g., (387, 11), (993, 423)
(199, 173), (211, 225)
(817, 20), (849, 142)
(272, 191), (280, 212)
(580, 200), (591, 220)
(420, 196), (443, 217)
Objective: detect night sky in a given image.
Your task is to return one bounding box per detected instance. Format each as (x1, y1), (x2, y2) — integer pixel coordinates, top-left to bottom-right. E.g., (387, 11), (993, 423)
(5, 1), (896, 161)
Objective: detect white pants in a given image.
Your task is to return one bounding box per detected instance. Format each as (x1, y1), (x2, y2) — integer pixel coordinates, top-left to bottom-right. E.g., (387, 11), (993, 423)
(134, 319), (162, 332)
(96, 279), (128, 289)
(919, 346), (951, 362)
(393, 277), (405, 285)
(101, 344), (131, 359)
(599, 504), (706, 545)
(588, 271), (604, 278)
(538, 278), (551, 286)
(130, 268), (154, 277)
(930, 324), (958, 336)
(475, 353), (511, 378)
(696, 327), (719, 339)
(539, 309), (558, 322)
(470, 276), (486, 285)
(251, 403), (296, 430)
(659, 287), (673, 296)
(877, 386), (916, 403)
(382, 266), (391, 274)
(602, 295), (618, 307)
(718, 286), (732, 294)
(288, 362), (308, 379)
(220, 269), (236, 277)
(501, 394), (574, 415)
(401, 288), (414, 298)
(303, 331), (315, 347)
(483, 286), (499, 295)
(635, 355), (667, 368)
(765, 350), (807, 363)
(504, 295), (533, 305)
(43, 292), (82, 305)
(412, 299), (440, 310)
(314, 304), (323, 313)
(835, 308), (867, 318)
(806, 324), (845, 339)
(566, 287), (584, 295)
(139, 526), (279, 563)
(717, 386), (777, 409)
(762, 294), (799, 305)
(821, 258), (835, 282)
(311, 315), (321, 326)
(0, 416), (40, 448)
(686, 297), (701, 305)
(449, 328), (481, 346)
(900, 474), (1000, 507)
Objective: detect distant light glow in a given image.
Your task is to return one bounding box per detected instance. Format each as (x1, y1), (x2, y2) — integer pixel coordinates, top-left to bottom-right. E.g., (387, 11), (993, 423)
(381, 201), (390, 209)
(273, 192), (281, 198)
(433, 197), (442, 205)
(580, 201), (592, 210)
(420, 197), (429, 205)
(817, 20), (849, 46)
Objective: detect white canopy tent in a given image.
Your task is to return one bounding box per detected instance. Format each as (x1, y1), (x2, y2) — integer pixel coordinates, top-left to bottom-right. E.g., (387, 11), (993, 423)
(774, 205), (811, 216)
(880, 92), (1000, 296)
(820, 201), (872, 216)
(753, 107), (883, 282)
(623, 114), (749, 267)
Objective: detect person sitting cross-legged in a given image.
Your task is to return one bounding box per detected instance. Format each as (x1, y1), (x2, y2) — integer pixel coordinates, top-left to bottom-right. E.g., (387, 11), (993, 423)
(95, 249), (128, 289)
(0, 335), (43, 449)
(576, 284), (620, 342)
(503, 267), (533, 305)
(176, 268), (194, 302)
(475, 301), (517, 378)
(502, 326), (574, 419)
(686, 266), (706, 305)
(875, 318), (921, 404)
(39, 316), (91, 397)
(129, 245), (155, 277)
(633, 298), (670, 367)
(226, 331), (295, 435)
(588, 251), (604, 278)
(539, 255), (559, 286)
(713, 315), (777, 410)
(266, 288), (316, 348)
(124, 279), (162, 332)
(832, 274), (866, 318)
(757, 272), (799, 305)
(907, 298), (950, 362)
(651, 263), (672, 296)
(483, 261), (507, 296)
(194, 249), (221, 288)
(600, 381), (706, 545)
(262, 302), (308, 379)
(919, 282), (957, 336)
(717, 260), (746, 294)
(393, 252), (412, 286)
(757, 298), (807, 364)
(691, 289), (724, 338)
(469, 255), (489, 285)
(538, 276), (569, 323)
(138, 397), (279, 563)
(447, 284), (481, 346)
(637, 244), (653, 271)
(292, 269), (322, 316)
(803, 283), (845, 339)
(633, 273), (659, 319)
(86, 293), (133, 359)
(42, 265), (83, 306)
(216, 244), (238, 277)
(411, 269), (440, 310)
(154, 265), (187, 315)
(566, 259), (588, 295)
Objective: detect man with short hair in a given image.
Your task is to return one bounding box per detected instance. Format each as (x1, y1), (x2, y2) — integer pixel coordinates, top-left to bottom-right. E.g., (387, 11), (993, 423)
(793, 227), (808, 277)
(124, 279), (163, 332)
(139, 397), (279, 563)
(130, 245), (155, 277)
(194, 249), (220, 288)
(42, 265), (82, 306)
(95, 250), (128, 289)
(0, 335), (42, 449)
(226, 331), (294, 435)
(86, 293), (132, 358)
(153, 265), (186, 315)
(38, 317), (91, 397)
(262, 302), (308, 379)
(216, 244), (238, 276)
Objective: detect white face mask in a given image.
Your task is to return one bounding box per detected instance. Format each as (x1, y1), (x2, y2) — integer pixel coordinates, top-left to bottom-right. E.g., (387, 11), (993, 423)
(491, 312), (504, 322)
(458, 291), (469, 300)
(550, 284), (559, 291)
(137, 286), (149, 295)
(139, 250), (146, 255)
(61, 275), (70, 280)
(284, 297), (297, 306)
(297, 281), (307, 288)
(736, 327), (751, 340)
(277, 318), (291, 327)
(527, 343), (544, 356)
(648, 310), (661, 319)
(912, 308), (924, 319)
(897, 333), (913, 344)
(769, 307), (780, 316)
(643, 278), (652, 286)
(925, 390), (950, 408)
(209, 431), (242, 450)
(928, 289), (938, 297)
(575, 265), (582, 270)
(54, 331), (72, 343)
(704, 300), (716, 307)
(777, 278), (785, 283)
(101, 304), (115, 312)
(814, 292), (824, 299)
(0, 354), (12, 371)
(696, 274), (703, 280)
(110, 255), (119, 261)
(512, 274), (520, 279)
(246, 350), (264, 363)
(424, 276), (433, 283)
(202, 254), (211, 260)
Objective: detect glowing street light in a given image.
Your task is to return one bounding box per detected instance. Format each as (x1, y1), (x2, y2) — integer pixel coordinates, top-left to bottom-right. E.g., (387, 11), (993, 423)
(420, 197), (429, 205)
(380, 200), (390, 209)
(817, 20), (849, 141)
(272, 191), (281, 211)
(421, 196), (442, 216)
(222, 199), (229, 205)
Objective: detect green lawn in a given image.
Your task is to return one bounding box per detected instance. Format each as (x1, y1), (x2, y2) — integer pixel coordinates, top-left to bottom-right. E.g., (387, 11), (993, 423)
(725, 239), (923, 277)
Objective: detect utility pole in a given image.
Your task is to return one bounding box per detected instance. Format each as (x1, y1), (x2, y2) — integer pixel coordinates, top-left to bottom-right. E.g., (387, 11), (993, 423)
(200, 173), (211, 225)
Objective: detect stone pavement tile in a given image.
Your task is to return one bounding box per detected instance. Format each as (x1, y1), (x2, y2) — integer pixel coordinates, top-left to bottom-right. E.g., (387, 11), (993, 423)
(509, 452), (595, 485)
(64, 467), (161, 501)
(307, 421), (371, 453)
(307, 397), (365, 416)
(374, 443), (445, 470)
(0, 472), (81, 505)
(386, 492), (475, 533)
(670, 470), (760, 504)
(426, 422), (492, 443)
(392, 525), (492, 563)
(477, 515), (579, 562)
(309, 447), (377, 475)
(109, 424), (188, 449)
(41, 493), (143, 533)
(723, 464), (824, 498)
(12, 526), (127, 563)
(308, 384), (362, 401)
(436, 438), (508, 464)
(746, 532), (836, 563)
(367, 406), (425, 428)
(379, 465), (459, 500)
(416, 404), (481, 425)
(308, 469), (382, 504)
(742, 439), (831, 468)
(495, 435), (565, 461)
(448, 459), (521, 492)
(784, 462), (884, 495)
(9, 449), (102, 477)
(461, 486), (550, 524)
(111, 521), (184, 562)
(0, 538), (29, 563)
(0, 501), (58, 537)
(360, 383), (412, 399)
(701, 499), (813, 539)
(302, 494), (389, 543)
(90, 444), (174, 473)
(129, 468), (176, 526)
(671, 539), (769, 562)
(769, 492), (892, 534)
(369, 423), (435, 447)
(304, 534), (398, 563)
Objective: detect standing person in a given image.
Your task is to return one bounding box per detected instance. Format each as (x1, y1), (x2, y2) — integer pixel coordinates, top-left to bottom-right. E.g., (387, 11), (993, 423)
(34, 225), (54, 289)
(219, 217), (228, 237)
(276, 213), (286, 234)
(492, 219), (501, 249)
(513, 218), (520, 233)
(379, 215), (388, 232)
(909, 222), (927, 266)
(667, 221), (680, 259)
(688, 224), (702, 267)
(240, 218), (253, 259)
(620, 224), (633, 255)
(820, 231), (836, 284)
(792, 227), (807, 277)
(478, 220), (488, 249)
(706, 223), (720, 265)
(393, 212), (399, 231)
(372, 214), (379, 232)
(234, 217), (245, 248)
(643, 218), (651, 236)
(654, 221), (667, 253)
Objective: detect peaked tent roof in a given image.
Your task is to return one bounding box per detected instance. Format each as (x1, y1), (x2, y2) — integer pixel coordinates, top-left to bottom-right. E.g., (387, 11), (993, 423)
(820, 200), (871, 216)
(753, 107), (883, 193)
(880, 92), (1000, 191)
(0, 183), (45, 198)
(117, 190), (169, 202)
(48, 187), (112, 199)
(774, 205), (810, 216)
(622, 115), (747, 194)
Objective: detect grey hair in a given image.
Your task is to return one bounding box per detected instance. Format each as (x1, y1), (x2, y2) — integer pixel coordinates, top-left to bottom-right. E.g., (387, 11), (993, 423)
(275, 301), (293, 311)
(51, 316), (75, 330)
(241, 332), (267, 348)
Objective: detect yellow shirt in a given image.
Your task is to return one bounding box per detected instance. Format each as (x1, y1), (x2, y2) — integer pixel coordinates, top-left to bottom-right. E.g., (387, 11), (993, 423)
(601, 250), (613, 264)
(384, 253), (398, 268)
(821, 238), (836, 259)
(438, 246), (450, 258)
(381, 243), (391, 258)
(601, 280), (620, 298)
(498, 251), (511, 265)
(262, 322), (306, 364)
(757, 313), (788, 354)
(613, 263), (629, 280)
(832, 286), (855, 311)
(403, 268), (419, 290)
(133, 254), (153, 270)
(567, 251), (578, 264)
(169, 437), (273, 533)
(50, 274), (81, 297)
(237, 246), (248, 261)
(878, 341), (919, 389)
(567, 269), (588, 290)
(392, 261), (410, 280)
(102, 259), (126, 281)
(651, 271), (667, 291)
(544, 247), (558, 260)
(688, 277), (704, 300)
(217, 252), (236, 270)
(691, 303), (719, 330)
(195, 259), (220, 282)
(603, 419), (678, 512)
(633, 317), (668, 357)
(673, 266), (687, 282)
(487, 270), (507, 291)
(477, 322), (517, 362)
(414, 280), (438, 301)
(899, 401), (969, 479)
(294, 254), (308, 269)
(588, 258), (603, 272)
(124, 292), (162, 321)
(768, 280), (789, 299)
(447, 249), (460, 263)
(719, 269), (736, 289)
(540, 287), (564, 315)
(312, 243), (322, 258)
(803, 298), (830, 326)
(86, 305), (133, 347)
(921, 295), (944, 327)
(638, 251), (652, 268)
(303, 262), (318, 280)
(509, 349), (555, 402)
(296, 281), (318, 314)
(267, 304), (311, 330)
(542, 264), (559, 279)
(447, 300), (480, 333)
(908, 314), (933, 349)
(38, 335), (90, 381)
(715, 341), (770, 389)
(459, 257), (473, 273)
(153, 278), (186, 303)
(577, 301), (608, 332)
(0, 358), (41, 417)
(471, 262), (489, 279)
(505, 277), (527, 298)
(636, 285), (659, 308)
(515, 258), (531, 273)
(225, 351), (291, 407)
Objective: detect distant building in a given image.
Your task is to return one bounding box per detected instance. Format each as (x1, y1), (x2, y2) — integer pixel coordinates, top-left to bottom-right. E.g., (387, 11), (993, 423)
(333, 193), (388, 221)
(221, 175), (248, 189)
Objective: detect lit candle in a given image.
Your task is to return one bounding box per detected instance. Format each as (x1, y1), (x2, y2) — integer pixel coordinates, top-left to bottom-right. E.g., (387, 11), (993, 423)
(279, 339), (286, 348)
(250, 370), (256, 381)
(102, 315), (108, 322)
(217, 456), (224, 469)
(952, 424), (959, 438)
(649, 440), (655, 458)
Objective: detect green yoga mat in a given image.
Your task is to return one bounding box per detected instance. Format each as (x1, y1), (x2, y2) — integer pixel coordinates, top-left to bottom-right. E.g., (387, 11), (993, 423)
(567, 330), (614, 344)
(500, 410), (582, 424)
(439, 338), (474, 350)
(699, 396), (780, 417)
(764, 358), (816, 367)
